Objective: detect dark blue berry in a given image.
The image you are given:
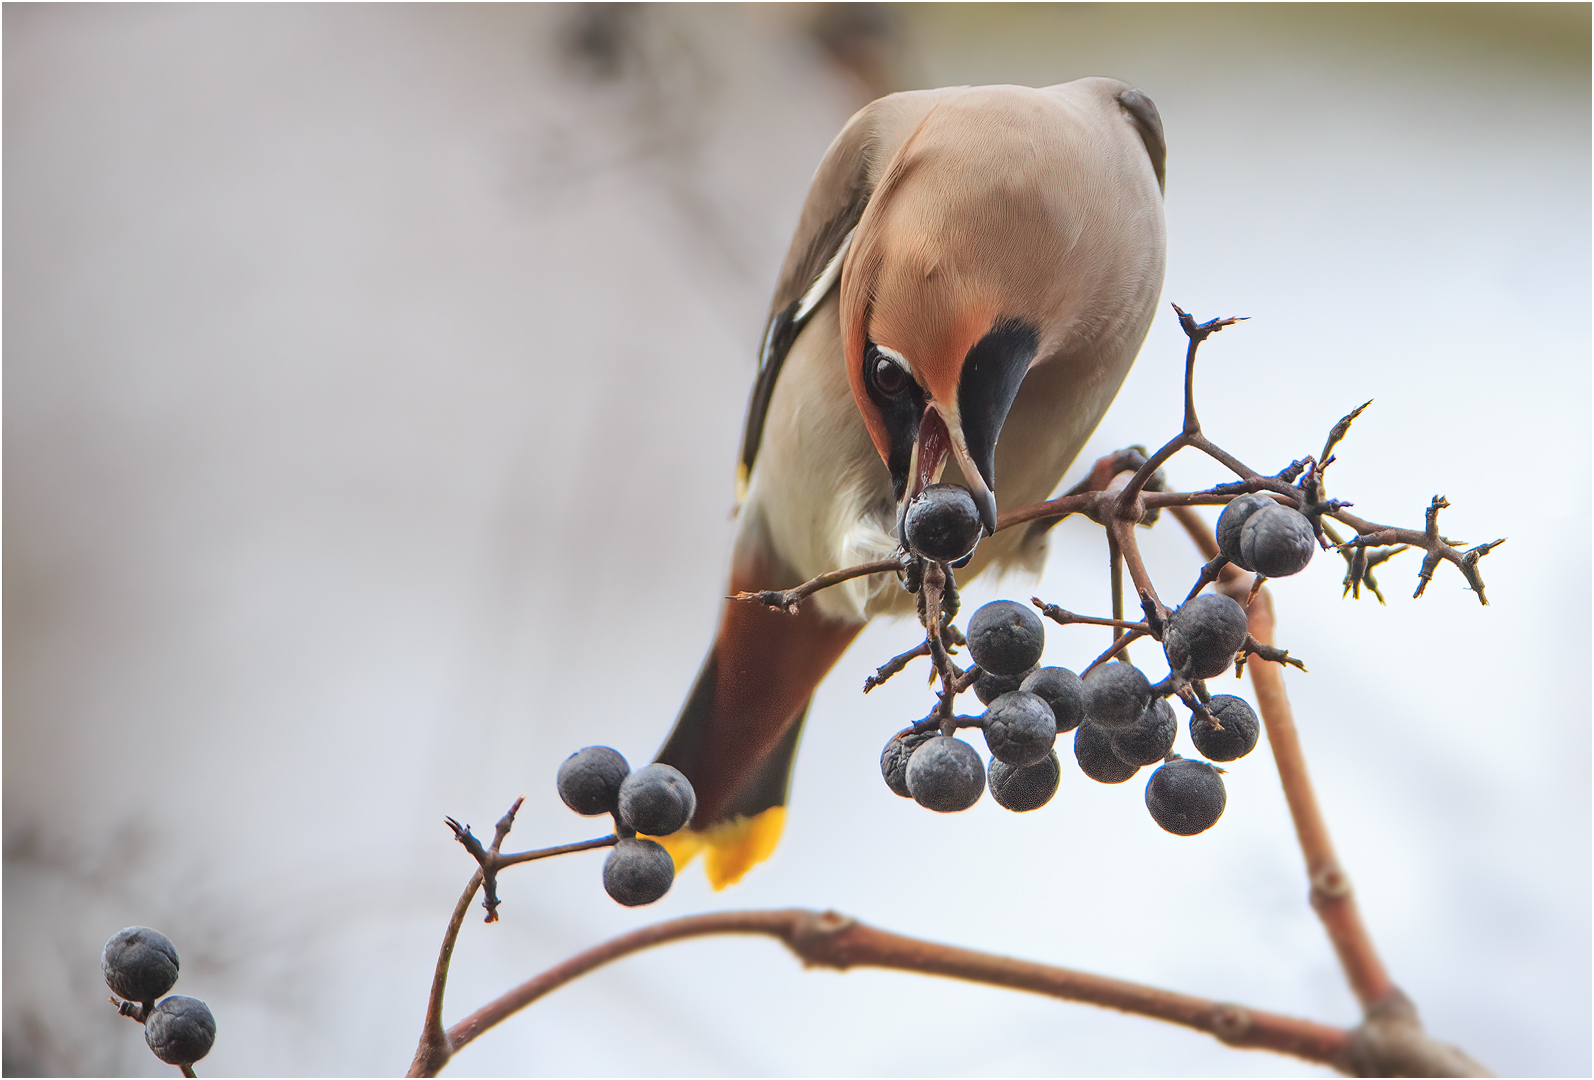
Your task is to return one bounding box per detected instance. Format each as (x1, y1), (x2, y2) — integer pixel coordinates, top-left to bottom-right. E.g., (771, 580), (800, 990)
(973, 664), (1038, 705)
(1216, 493), (1276, 570)
(101, 927), (179, 1006)
(617, 763), (697, 836)
(881, 731), (934, 798)
(1191, 695), (1261, 762)
(1240, 504), (1317, 578)
(1112, 696), (1177, 767)
(1146, 758), (1227, 835)
(966, 600), (1045, 677)
(1163, 593), (1250, 680)
(988, 751), (1061, 812)
(905, 736), (985, 812)
(144, 996), (215, 1066)
(1021, 666), (1086, 733)
(1083, 662), (1152, 731)
(557, 746), (630, 816)
(904, 484), (983, 563)
(602, 837), (676, 906)
(1073, 721), (1139, 784)
(981, 691), (1057, 766)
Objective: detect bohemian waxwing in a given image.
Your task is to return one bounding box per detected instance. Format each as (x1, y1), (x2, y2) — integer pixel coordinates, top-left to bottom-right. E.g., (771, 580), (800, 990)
(656, 78), (1167, 886)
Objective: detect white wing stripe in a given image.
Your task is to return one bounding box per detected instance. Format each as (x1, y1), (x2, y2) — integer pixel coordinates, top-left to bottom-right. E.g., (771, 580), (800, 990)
(794, 227), (856, 323)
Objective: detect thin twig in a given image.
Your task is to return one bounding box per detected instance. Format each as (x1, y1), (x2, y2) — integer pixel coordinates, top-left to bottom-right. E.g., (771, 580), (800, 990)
(417, 909), (1354, 1077)
(731, 557), (903, 613)
(1080, 627), (1147, 678)
(498, 835), (617, 869)
(864, 640), (932, 693)
(408, 869), (483, 1078)
(1030, 598), (1147, 632)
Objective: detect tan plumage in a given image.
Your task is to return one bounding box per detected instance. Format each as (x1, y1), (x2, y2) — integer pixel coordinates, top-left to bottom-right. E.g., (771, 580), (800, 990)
(658, 78), (1167, 886)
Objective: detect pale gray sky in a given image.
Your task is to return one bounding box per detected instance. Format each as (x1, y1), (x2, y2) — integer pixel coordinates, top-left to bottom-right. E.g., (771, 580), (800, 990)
(5, 5), (1588, 1076)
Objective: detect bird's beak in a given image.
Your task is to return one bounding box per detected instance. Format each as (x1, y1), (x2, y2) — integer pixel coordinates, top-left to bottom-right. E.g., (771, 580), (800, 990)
(899, 401), (1000, 537)
(895, 320), (1040, 541)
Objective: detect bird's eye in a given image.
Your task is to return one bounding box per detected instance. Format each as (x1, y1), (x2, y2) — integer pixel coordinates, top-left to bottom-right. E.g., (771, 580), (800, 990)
(868, 348), (911, 398)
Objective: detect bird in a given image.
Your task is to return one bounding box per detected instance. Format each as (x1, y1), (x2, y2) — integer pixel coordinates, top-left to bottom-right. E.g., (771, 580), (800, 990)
(655, 78), (1167, 887)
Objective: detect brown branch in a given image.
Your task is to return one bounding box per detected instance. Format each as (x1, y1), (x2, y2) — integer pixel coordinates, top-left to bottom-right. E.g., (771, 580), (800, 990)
(497, 834), (617, 869)
(1158, 508), (1488, 1076)
(919, 560), (962, 726)
(420, 909), (1354, 1077)
(1080, 627), (1147, 678)
(731, 557), (903, 613)
(1111, 518), (1166, 623)
(1231, 582), (1490, 1074)
(411, 808), (620, 1078)
(1218, 577), (1393, 1009)
(1030, 598), (1147, 633)
(408, 869), (483, 1078)
(1329, 497), (1502, 606)
(995, 489), (1099, 532)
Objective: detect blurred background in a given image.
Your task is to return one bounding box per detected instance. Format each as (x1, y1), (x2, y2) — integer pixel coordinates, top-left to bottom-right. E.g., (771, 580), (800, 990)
(5, 4), (1588, 1076)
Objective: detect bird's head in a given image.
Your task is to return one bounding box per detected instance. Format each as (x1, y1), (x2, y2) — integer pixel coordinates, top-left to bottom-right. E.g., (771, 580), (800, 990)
(845, 310), (1039, 540)
(839, 167), (1047, 542)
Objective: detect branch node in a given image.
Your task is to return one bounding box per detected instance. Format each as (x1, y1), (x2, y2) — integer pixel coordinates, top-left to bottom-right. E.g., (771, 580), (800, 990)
(1310, 864), (1354, 903)
(1211, 1003), (1253, 1043)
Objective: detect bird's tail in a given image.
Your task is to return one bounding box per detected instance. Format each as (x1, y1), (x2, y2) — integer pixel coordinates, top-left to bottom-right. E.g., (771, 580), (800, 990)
(655, 582), (860, 888)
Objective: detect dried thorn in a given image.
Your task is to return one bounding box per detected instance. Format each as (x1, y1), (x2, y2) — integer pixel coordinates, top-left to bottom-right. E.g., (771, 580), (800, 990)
(1343, 545), (1367, 599)
(491, 797), (524, 856)
(1171, 303), (1248, 341)
(1033, 598), (1075, 625)
(1321, 400), (1373, 464)
(1363, 569), (1387, 605)
(1139, 590), (1166, 639)
(730, 589), (799, 615)
(1340, 544), (1406, 603)
(112, 996), (151, 1022)
(1176, 684), (1216, 726)
(447, 812), (510, 923)
(1413, 549), (1444, 599)
(1245, 575), (1267, 609)
(1466, 537), (1507, 560)
(1459, 538), (1506, 606)
(1274, 459), (1310, 485)
(863, 641), (931, 693)
(941, 572), (962, 622)
(1245, 635), (1306, 672)
(446, 818), (488, 863)
(1424, 496), (1451, 541)
(1183, 556), (1229, 606)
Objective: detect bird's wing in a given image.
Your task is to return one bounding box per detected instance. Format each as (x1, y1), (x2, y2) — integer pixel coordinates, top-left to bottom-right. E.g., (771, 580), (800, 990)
(736, 90), (954, 497)
(1115, 87), (1167, 194)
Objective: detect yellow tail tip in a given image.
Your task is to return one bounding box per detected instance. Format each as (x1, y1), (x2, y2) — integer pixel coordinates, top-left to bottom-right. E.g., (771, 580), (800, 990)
(653, 806), (786, 890)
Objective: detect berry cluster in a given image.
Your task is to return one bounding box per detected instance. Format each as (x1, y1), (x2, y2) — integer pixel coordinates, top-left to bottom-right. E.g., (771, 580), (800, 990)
(746, 308), (1499, 844)
(557, 747), (695, 906)
(878, 583), (1265, 835)
(102, 926), (216, 1069)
